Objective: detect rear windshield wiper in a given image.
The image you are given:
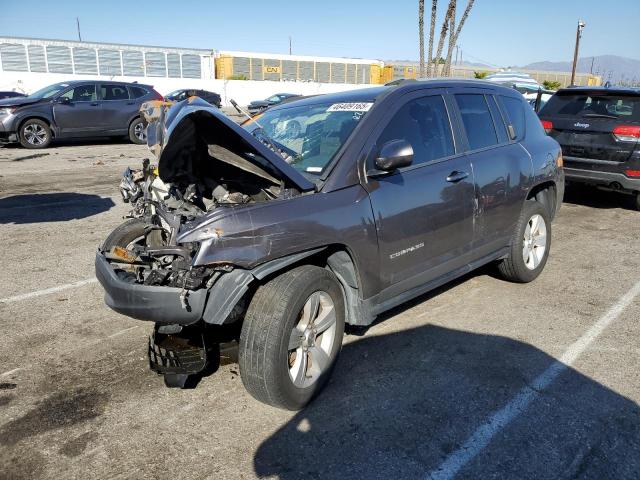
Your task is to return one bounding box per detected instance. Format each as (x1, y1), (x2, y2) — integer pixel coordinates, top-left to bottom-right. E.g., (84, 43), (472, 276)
(581, 113), (618, 119)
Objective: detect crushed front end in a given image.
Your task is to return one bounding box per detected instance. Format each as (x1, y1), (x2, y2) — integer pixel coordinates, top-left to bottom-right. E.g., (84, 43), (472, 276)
(96, 98), (314, 386)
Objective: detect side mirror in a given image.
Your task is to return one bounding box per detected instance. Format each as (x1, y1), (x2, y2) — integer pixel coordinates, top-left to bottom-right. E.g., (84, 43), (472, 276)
(56, 96), (71, 104)
(374, 139), (414, 172)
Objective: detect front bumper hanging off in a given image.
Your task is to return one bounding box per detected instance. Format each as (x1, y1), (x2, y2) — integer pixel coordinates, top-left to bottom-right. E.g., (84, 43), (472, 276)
(95, 252), (208, 325)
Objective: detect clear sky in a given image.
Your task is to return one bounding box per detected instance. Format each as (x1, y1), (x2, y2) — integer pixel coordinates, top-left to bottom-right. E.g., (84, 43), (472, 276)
(0, 0), (638, 66)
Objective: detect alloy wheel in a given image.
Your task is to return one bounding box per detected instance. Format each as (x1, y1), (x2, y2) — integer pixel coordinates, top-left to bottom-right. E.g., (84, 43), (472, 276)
(522, 213), (547, 270)
(134, 122), (147, 142)
(23, 123), (47, 145)
(288, 291), (337, 388)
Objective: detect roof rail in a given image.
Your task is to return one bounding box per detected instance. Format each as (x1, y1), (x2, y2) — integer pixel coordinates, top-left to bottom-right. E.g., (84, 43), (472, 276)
(384, 78), (417, 87)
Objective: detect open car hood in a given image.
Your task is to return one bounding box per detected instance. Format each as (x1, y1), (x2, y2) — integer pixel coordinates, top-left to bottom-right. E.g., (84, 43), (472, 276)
(0, 96), (43, 108)
(141, 98), (314, 192)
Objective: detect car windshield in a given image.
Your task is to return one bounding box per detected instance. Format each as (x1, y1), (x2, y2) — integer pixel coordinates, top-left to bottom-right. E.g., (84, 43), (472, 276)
(28, 83), (71, 99)
(243, 100), (373, 175)
(541, 93), (640, 121)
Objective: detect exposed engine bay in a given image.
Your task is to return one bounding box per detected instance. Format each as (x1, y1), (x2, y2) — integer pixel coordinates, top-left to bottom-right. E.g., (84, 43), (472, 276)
(103, 98), (313, 298)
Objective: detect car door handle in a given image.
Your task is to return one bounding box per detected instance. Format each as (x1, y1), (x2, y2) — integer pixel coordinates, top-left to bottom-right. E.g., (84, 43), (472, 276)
(126, 101), (134, 105)
(90, 102), (99, 106)
(446, 171), (469, 183)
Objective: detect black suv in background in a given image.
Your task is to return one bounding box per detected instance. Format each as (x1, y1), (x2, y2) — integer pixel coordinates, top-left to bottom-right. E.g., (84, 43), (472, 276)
(539, 87), (640, 208)
(0, 80), (162, 148)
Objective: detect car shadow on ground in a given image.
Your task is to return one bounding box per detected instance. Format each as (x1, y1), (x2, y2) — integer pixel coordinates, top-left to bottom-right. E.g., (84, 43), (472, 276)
(563, 183), (637, 210)
(0, 193), (115, 224)
(253, 323), (640, 479)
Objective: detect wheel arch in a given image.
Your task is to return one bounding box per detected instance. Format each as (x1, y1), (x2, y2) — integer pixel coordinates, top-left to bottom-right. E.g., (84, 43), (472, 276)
(203, 244), (371, 327)
(17, 115), (55, 138)
(526, 180), (558, 220)
(128, 115), (142, 129)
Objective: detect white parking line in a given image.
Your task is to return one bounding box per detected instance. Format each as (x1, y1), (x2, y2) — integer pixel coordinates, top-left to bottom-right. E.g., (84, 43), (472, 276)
(107, 326), (140, 339)
(0, 367), (22, 377)
(426, 279), (640, 480)
(0, 278), (98, 304)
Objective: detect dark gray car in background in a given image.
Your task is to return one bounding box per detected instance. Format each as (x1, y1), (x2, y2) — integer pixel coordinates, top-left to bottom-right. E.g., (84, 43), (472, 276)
(97, 80), (564, 409)
(0, 80), (162, 148)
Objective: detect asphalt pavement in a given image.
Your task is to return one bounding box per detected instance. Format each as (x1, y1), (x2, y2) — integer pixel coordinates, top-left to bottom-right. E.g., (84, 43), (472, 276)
(0, 139), (639, 479)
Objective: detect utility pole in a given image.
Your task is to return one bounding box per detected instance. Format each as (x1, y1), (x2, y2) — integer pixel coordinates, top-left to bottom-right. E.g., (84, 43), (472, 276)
(570, 20), (585, 86)
(590, 56), (594, 74)
(76, 17), (82, 41)
(289, 36), (292, 55)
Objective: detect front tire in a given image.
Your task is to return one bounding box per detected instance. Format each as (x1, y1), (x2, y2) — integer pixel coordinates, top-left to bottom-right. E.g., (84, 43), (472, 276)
(101, 218), (146, 251)
(19, 119), (51, 149)
(239, 265), (345, 410)
(497, 200), (551, 283)
(128, 117), (146, 144)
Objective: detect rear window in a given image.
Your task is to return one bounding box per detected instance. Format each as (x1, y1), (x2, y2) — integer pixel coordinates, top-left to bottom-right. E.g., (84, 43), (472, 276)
(540, 93), (640, 121)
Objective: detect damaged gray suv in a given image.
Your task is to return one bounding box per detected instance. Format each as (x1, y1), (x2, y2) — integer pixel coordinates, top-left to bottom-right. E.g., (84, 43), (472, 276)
(96, 80), (564, 409)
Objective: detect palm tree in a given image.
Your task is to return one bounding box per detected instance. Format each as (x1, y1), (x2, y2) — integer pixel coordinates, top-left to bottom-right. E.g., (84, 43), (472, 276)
(432, 0), (455, 77)
(445, 0), (475, 75)
(419, 0), (425, 77)
(426, 0), (437, 77)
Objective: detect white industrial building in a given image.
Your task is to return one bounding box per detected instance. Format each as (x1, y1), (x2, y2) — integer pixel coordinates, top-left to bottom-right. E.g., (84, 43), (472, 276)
(0, 36), (378, 106)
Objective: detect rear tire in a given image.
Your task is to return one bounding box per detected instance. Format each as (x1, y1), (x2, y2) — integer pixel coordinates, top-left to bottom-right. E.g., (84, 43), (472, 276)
(239, 265), (345, 410)
(497, 200), (551, 283)
(128, 117), (146, 144)
(101, 218), (146, 250)
(634, 192), (640, 211)
(19, 118), (51, 149)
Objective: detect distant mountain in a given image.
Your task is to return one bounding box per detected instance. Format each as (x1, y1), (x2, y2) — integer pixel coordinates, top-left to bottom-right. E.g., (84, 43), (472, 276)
(523, 55), (640, 85)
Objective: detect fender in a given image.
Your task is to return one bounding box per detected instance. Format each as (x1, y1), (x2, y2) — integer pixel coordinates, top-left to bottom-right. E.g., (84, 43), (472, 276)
(202, 247), (326, 324)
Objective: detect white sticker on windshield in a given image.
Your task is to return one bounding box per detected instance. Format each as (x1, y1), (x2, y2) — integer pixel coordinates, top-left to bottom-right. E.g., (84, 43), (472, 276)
(327, 102), (373, 112)
(306, 166), (323, 173)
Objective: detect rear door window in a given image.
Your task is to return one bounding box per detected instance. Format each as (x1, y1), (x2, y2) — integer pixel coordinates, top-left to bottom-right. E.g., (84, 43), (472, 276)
(377, 95), (455, 167)
(101, 84), (130, 100)
(500, 96), (526, 139)
(486, 95), (509, 143)
(540, 93), (640, 121)
(455, 94), (498, 150)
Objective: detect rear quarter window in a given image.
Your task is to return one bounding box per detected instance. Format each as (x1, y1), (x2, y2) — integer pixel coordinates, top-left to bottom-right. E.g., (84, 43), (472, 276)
(129, 86), (148, 99)
(500, 96), (526, 140)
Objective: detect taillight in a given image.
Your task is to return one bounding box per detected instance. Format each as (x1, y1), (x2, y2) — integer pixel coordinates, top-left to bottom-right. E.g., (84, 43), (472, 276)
(625, 170), (640, 177)
(151, 89), (164, 101)
(613, 125), (640, 142)
(541, 120), (553, 134)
